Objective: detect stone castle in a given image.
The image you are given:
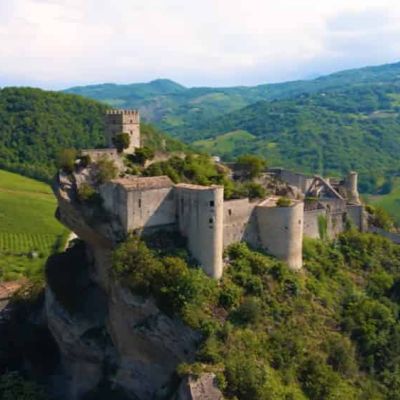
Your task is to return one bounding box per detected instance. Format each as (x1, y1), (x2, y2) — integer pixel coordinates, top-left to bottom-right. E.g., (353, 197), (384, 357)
(81, 109), (366, 279)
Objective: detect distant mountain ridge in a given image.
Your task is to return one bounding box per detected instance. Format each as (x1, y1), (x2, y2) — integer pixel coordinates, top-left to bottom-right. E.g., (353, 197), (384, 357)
(64, 61), (400, 192)
(64, 61), (400, 134)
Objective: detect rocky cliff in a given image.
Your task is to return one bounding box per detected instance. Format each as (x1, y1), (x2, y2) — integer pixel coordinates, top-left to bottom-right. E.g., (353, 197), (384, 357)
(47, 171), (222, 399)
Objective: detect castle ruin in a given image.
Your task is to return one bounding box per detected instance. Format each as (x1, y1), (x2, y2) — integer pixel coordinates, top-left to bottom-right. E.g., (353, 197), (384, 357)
(60, 109), (366, 280)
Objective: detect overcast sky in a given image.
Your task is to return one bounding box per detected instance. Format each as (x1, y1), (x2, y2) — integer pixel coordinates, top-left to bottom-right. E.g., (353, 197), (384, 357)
(0, 0), (399, 89)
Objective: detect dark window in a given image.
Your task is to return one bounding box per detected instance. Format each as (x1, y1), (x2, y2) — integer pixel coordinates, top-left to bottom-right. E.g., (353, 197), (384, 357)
(209, 217), (213, 224)
(209, 200), (214, 207)
(138, 199), (142, 208)
(228, 209), (232, 216)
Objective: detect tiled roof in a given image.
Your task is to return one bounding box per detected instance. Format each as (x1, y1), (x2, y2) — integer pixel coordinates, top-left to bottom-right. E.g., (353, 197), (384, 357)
(112, 175), (173, 190)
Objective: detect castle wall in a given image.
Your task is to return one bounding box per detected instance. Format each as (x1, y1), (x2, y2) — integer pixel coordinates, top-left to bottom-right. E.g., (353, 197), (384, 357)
(303, 209), (326, 239)
(175, 185), (224, 279)
(223, 198), (259, 248)
(346, 204), (365, 231)
(256, 201), (304, 270)
(99, 183), (129, 232)
(125, 187), (175, 231)
(327, 210), (346, 238)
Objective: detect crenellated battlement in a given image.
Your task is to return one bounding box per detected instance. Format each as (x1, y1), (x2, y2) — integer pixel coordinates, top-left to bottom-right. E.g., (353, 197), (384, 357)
(106, 109), (140, 116)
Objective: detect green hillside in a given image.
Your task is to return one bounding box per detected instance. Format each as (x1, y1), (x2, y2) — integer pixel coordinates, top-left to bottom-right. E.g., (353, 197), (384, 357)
(370, 178), (400, 224)
(187, 84), (400, 192)
(65, 62), (400, 137)
(0, 169), (67, 281)
(192, 130), (255, 159)
(0, 87), (186, 182)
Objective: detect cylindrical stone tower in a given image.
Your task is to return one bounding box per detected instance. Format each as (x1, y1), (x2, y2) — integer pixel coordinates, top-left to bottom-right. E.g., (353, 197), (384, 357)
(346, 171), (360, 204)
(256, 199), (304, 270)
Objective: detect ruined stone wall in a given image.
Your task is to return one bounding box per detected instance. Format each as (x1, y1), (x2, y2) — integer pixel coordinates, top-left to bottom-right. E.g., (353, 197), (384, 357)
(256, 201), (304, 270)
(303, 209), (326, 239)
(270, 169), (313, 193)
(81, 149), (119, 162)
(346, 204), (365, 231)
(176, 185), (224, 279)
(223, 198), (259, 248)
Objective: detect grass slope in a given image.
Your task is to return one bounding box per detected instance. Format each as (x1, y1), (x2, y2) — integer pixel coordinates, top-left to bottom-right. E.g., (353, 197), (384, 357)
(192, 130), (257, 160)
(0, 169), (67, 281)
(370, 178), (400, 224)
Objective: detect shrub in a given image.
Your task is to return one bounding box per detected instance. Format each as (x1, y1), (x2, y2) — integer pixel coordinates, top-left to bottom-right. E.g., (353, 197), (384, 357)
(0, 372), (47, 400)
(95, 156), (118, 184)
(112, 133), (130, 153)
(233, 297), (262, 325)
(276, 197), (291, 207)
(242, 182), (267, 199)
(77, 183), (97, 203)
(131, 146), (155, 165)
(57, 148), (77, 173)
(78, 154), (91, 168)
(236, 154), (267, 179)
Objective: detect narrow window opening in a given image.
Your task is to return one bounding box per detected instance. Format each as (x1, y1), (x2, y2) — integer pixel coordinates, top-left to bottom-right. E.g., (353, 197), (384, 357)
(228, 209), (232, 216)
(138, 199), (142, 208)
(209, 217), (213, 224)
(209, 200), (214, 207)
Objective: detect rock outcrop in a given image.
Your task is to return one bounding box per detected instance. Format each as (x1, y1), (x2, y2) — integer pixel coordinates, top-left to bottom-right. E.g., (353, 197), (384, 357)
(48, 172), (209, 399)
(175, 373), (224, 400)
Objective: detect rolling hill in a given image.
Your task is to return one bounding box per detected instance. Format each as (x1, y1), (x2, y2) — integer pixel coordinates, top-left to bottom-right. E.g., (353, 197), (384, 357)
(65, 62), (400, 192)
(0, 87), (186, 182)
(65, 61), (400, 137)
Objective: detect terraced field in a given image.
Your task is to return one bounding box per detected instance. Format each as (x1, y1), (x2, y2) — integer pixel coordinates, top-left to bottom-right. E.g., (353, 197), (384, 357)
(0, 169), (68, 281)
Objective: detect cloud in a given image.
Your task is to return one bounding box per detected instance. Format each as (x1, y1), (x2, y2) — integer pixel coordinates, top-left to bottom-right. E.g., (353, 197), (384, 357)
(0, 0), (399, 88)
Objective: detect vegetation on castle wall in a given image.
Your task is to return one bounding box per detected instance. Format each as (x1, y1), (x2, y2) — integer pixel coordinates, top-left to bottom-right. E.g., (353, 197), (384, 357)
(111, 229), (400, 399)
(144, 154), (267, 200)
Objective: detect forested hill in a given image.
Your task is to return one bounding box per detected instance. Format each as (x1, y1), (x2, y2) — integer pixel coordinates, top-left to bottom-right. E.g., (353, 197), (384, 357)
(191, 83), (400, 192)
(0, 87), (185, 182)
(64, 62), (400, 136)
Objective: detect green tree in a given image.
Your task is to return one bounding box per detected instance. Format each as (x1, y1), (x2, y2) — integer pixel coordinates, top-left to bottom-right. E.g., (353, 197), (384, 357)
(236, 154), (267, 179)
(95, 156), (118, 184)
(112, 133), (130, 153)
(57, 148), (77, 173)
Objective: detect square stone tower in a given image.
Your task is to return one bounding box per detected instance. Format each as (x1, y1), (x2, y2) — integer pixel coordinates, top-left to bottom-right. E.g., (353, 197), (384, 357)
(105, 110), (141, 153)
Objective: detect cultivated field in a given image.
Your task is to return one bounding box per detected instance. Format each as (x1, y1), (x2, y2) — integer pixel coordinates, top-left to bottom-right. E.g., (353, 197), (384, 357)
(0, 169), (67, 281)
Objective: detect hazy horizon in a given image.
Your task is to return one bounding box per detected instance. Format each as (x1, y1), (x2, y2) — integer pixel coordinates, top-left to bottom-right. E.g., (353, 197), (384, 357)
(1, 0), (400, 90)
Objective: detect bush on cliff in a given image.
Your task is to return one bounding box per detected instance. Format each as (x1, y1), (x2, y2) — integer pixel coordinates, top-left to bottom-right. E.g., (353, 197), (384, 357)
(110, 228), (400, 399)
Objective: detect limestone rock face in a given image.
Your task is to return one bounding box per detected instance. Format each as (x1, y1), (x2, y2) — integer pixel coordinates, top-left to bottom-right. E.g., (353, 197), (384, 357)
(45, 287), (107, 400)
(108, 284), (200, 399)
(175, 373), (224, 400)
(47, 173), (202, 399)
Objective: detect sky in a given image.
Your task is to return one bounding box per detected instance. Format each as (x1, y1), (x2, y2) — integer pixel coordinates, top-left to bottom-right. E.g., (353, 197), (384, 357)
(0, 0), (400, 89)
